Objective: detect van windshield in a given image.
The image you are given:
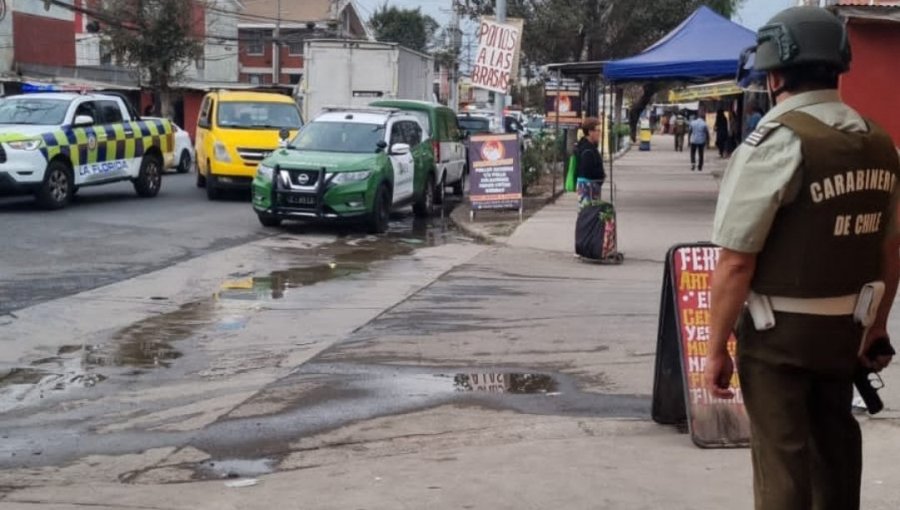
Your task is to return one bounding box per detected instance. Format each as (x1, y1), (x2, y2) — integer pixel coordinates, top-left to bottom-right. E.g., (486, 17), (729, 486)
(0, 98), (69, 125)
(290, 121), (385, 153)
(217, 101), (302, 129)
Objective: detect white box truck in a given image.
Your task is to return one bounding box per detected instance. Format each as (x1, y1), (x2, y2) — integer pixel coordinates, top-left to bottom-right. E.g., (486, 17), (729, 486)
(300, 39), (435, 121)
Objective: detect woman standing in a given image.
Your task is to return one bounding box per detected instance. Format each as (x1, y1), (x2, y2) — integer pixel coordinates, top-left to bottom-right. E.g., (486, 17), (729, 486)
(575, 117), (605, 207)
(714, 108), (729, 158)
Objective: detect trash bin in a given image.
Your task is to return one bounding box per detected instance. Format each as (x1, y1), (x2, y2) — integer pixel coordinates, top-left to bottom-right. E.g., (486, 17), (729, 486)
(639, 119), (652, 151)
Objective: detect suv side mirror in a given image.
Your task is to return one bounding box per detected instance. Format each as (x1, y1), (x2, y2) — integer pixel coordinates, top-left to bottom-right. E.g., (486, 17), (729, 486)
(376, 140), (388, 153)
(74, 115), (94, 126)
(389, 143), (410, 155)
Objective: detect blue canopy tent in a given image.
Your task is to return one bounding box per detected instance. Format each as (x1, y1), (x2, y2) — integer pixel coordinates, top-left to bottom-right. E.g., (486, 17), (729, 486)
(603, 6), (756, 82)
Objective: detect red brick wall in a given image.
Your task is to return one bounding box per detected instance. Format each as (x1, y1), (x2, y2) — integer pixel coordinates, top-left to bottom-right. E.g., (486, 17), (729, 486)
(13, 12), (76, 67)
(840, 21), (900, 145)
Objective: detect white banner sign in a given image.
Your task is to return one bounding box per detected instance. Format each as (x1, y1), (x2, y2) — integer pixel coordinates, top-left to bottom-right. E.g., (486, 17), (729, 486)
(471, 17), (524, 95)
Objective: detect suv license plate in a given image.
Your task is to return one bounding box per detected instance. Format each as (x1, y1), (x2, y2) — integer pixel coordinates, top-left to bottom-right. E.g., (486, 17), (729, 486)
(286, 194), (316, 206)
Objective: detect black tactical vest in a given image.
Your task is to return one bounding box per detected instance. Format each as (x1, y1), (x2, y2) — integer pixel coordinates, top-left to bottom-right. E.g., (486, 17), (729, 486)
(752, 111), (900, 297)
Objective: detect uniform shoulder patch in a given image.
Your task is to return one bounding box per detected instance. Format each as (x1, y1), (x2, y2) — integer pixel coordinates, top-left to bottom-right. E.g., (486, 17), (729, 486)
(743, 122), (782, 147)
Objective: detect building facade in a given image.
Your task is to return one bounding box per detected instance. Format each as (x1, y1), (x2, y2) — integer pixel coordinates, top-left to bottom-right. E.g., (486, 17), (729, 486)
(237, 0), (370, 85)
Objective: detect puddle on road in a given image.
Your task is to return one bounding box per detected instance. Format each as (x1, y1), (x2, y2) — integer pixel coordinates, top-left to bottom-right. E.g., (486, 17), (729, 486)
(452, 373), (558, 394)
(4, 215), (470, 411)
(85, 301), (215, 369)
(195, 458), (275, 480)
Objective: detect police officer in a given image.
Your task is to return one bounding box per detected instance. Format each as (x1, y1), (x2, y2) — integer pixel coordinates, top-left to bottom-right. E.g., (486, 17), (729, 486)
(704, 6), (900, 510)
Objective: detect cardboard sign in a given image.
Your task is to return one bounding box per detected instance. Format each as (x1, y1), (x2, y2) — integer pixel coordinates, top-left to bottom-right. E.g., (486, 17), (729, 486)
(467, 133), (522, 212)
(471, 17), (524, 94)
(652, 243), (751, 448)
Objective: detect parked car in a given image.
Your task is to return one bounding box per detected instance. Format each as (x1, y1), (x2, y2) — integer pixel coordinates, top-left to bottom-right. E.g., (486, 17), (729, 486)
(369, 99), (466, 197)
(251, 107), (436, 233)
(145, 118), (194, 173)
(195, 90), (303, 200)
(0, 92), (174, 209)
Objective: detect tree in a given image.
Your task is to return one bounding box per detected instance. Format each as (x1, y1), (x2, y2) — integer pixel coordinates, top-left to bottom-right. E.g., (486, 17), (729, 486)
(369, 3), (440, 53)
(90, 0), (207, 118)
(463, 0), (744, 136)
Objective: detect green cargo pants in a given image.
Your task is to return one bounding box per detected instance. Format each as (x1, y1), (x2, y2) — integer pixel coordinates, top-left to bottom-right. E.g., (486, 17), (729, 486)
(737, 312), (863, 510)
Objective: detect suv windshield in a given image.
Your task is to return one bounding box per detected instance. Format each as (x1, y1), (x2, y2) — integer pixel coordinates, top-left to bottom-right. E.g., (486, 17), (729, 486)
(217, 101), (302, 129)
(458, 116), (491, 134)
(0, 98), (70, 125)
(290, 121), (385, 153)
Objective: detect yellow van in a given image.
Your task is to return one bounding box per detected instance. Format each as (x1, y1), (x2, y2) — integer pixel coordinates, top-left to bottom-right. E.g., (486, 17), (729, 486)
(195, 90), (303, 200)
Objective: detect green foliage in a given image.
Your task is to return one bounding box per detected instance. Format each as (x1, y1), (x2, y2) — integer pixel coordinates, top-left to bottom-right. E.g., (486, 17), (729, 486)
(521, 134), (558, 194)
(369, 3), (440, 53)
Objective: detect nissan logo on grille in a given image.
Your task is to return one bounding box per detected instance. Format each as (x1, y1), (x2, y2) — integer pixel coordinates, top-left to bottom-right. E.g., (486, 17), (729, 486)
(297, 173), (310, 185)
(293, 171), (316, 186)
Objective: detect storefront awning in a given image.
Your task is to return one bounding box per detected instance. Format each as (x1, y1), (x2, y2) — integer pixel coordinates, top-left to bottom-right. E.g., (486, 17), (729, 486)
(668, 80), (743, 102)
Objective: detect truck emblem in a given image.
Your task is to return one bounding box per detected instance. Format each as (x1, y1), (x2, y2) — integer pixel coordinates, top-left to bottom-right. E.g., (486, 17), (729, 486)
(297, 173), (310, 185)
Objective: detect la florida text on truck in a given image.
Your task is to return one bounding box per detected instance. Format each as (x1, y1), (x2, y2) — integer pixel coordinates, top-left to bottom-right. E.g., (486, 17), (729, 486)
(251, 107), (435, 233)
(0, 93), (174, 209)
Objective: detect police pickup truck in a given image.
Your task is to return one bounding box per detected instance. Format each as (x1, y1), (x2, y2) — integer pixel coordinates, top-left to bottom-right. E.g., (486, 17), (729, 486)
(0, 92), (174, 209)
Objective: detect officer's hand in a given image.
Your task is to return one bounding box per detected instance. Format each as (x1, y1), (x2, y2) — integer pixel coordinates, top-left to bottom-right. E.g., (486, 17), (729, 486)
(860, 327), (893, 372)
(704, 351), (735, 399)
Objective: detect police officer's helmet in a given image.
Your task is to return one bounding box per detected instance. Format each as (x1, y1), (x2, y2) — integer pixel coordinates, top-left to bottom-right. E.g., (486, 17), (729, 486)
(754, 6), (851, 73)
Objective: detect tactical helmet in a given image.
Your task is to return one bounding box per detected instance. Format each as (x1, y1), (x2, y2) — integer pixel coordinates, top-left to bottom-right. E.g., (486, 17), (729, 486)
(754, 6), (851, 73)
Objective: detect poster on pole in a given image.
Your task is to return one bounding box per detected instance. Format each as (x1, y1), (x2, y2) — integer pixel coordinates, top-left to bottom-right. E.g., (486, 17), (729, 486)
(471, 16), (524, 94)
(652, 243), (751, 448)
(467, 133), (522, 213)
(544, 79), (582, 126)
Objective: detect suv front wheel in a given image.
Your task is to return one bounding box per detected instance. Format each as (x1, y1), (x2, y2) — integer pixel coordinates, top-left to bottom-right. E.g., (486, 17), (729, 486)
(413, 174), (435, 218)
(368, 183), (391, 234)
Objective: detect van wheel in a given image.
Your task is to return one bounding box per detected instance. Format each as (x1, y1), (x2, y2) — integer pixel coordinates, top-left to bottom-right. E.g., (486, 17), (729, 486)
(134, 154), (163, 197)
(367, 184), (391, 234)
(257, 212), (282, 227)
(206, 173), (221, 201)
(36, 160), (73, 210)
(413, 174), (435, 218)
(177, 150), (192, 174)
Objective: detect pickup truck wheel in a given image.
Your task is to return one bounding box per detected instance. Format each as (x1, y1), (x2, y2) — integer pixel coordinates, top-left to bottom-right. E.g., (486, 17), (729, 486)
(35, 160), (73, 210)
(451, 176), (464, 196)
(177, 150), (192, 174)
(434, 175), (445, 205)
(206, 172), (221, 201)
(367, 184), (391, 234)
(257, 212), (282, 227)
(413, 174), (434, 218)
(133, 154), (162, 197)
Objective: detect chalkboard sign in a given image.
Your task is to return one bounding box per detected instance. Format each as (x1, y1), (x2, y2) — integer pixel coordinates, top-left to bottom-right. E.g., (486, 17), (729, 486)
(653, 243), (751, 448)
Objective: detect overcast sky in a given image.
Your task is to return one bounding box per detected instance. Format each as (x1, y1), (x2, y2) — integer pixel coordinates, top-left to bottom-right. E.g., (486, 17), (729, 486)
(355, 0), (798, 30)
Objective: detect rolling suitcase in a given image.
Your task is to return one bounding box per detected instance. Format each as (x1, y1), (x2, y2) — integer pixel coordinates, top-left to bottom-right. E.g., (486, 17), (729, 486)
(575, 200), (624, 264)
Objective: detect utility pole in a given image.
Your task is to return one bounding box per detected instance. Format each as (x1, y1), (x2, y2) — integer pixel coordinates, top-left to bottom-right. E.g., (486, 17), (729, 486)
(273, 0), (282, 85)
(449, 1), (462, 111)
(494, 0), (506, 120)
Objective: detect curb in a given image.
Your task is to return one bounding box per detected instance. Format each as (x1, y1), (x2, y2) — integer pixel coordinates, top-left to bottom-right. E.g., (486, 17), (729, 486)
(450, 141), (632, 244)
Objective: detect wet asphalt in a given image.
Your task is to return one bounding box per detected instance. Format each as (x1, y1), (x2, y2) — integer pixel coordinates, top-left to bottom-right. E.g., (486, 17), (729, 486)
(0, 175), (650, 481)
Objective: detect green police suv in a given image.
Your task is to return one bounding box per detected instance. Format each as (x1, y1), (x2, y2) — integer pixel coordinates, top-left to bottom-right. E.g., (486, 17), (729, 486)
(251, 107), (436, 233)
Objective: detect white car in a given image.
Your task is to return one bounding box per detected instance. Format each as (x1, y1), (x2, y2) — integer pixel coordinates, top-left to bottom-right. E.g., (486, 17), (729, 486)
(145, 118), (194, 173)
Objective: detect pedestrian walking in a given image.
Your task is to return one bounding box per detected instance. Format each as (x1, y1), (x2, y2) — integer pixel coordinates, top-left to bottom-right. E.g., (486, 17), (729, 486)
(705, 6), (900, 510)
(744, 104), (763, 140)
(714, 109), (729, 158)
(688, 112), (708, 171)
(574, 117), (605, 208)
(673, 111), (686, 152)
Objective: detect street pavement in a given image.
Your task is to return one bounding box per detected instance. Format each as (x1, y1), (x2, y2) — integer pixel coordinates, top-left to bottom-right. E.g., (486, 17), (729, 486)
(2, 135), (900, 509)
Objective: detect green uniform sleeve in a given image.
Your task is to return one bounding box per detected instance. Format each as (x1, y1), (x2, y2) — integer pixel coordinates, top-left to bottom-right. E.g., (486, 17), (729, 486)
(711, 127), (803, 253)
